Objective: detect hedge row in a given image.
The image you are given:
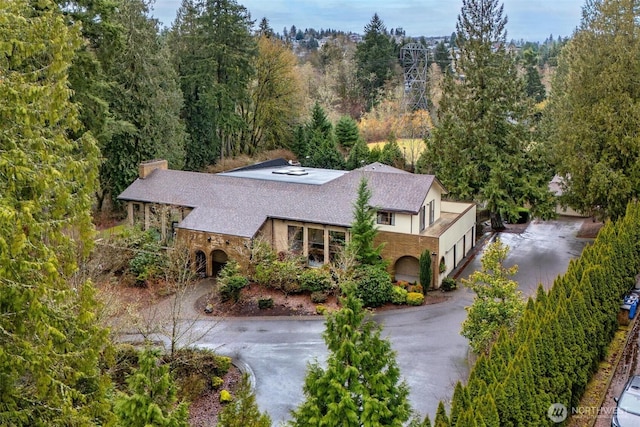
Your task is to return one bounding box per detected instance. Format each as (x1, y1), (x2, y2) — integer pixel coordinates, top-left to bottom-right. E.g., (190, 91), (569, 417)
(436, 202), (640, 426)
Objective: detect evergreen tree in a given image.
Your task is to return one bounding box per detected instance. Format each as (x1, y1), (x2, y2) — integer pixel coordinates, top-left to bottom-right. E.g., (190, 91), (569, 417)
(546, 0), (640, 221)
(422, 0), (555, 230)
(311, 136), (346, 170)
(522, 47), (546, 103)
(307, 101), (333, 138)
(102, 0), (187, 202)
(335, 116), (360, 149)
(171, 0), (256, 170)
(288, 288), (412, 426)
(257, 17), (274, 37)
(433, 401), (450, 427)
(380, 137), (406, 169)
(461, 238), (525, 354)
(369, 144), (383, 163)
(419, 249), (433, 290)
(355, 13), (397, 111)
(217, 374), (271, 427)
(301, 103), (342, 168)
(346, 138), (371, 170)
(433, 40), (451, 74)
(115, 348), (189, 426)
(347, 178), (385, 266)
(0, 0), (112, 423)
(52, 0), (122, 210)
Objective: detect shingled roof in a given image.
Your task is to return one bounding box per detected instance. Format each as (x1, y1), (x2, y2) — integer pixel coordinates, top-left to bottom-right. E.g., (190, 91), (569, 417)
(118, 161), (439, 238)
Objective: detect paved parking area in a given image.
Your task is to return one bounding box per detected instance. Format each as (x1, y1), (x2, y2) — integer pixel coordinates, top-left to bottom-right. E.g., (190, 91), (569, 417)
(179, 216), (596, 425)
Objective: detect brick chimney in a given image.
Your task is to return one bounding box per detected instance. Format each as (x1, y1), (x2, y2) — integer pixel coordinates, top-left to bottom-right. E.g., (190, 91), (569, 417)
(139, 159), (168, 179)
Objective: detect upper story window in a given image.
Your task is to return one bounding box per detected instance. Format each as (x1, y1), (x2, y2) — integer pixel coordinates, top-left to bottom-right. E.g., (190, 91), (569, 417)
(420, 206), (426, 231)
(377, 211), (394, 226)
(429, 200), (435, 225)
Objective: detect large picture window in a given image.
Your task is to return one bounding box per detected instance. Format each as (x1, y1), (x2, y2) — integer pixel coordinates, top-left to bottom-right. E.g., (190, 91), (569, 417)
(329, 230), (346, 262)
(288, 225), (303, 254)
(307, 228), (325, 266)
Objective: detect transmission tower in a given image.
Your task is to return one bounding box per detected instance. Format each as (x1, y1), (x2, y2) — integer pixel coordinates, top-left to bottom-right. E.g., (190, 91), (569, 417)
(401, 43), (430, 111)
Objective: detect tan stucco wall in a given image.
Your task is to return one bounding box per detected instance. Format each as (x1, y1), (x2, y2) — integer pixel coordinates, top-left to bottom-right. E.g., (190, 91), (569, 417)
(438, 202), (476, 277)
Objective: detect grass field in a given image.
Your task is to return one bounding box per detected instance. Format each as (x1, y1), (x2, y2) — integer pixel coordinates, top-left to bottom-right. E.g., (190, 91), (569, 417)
(367, 138), (425, 162)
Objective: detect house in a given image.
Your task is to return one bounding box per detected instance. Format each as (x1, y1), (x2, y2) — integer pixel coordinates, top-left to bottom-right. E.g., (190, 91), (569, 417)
(548, 175), (587, 217)
(118, 159), (476, 288)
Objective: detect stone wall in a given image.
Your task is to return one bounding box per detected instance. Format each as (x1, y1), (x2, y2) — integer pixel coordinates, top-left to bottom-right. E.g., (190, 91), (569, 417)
(176, 229), (252, 277)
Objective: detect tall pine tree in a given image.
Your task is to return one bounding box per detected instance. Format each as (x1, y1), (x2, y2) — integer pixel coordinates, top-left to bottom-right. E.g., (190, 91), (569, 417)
(171, 0), (256, 170)
(421, 0), (555, 230)
(355, 13), (397, 112)
(546, 0), (640, 221)
(0, 0), (112, 423)
(101, 0), (187, 203)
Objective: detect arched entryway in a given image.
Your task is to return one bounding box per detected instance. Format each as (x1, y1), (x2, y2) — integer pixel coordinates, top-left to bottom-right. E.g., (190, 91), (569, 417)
(195, 250), (207, 278)
(211, 249), (228, 277)
(394, 255), (420, 284)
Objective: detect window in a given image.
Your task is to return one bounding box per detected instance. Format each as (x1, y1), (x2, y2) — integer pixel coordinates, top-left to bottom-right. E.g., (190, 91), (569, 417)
(419, 206), (426, 231)
(307, 228), (325, 266)
(429, 200), (435, 225)
(329, 230), (346, 262)
(288, 225), (303, 254)
(377, 211), (394, 226)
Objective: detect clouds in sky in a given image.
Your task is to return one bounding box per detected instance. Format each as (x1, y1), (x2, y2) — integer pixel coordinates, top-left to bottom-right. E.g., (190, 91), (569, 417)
(151, 0), (584, 42)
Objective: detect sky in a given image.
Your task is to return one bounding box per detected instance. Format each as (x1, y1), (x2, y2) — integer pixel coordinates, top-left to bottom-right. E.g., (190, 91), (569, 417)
(151, 0), (585, 42)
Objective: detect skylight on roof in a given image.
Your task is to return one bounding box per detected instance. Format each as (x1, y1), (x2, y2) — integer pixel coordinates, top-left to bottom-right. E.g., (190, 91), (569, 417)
(272, 168), (308, 176)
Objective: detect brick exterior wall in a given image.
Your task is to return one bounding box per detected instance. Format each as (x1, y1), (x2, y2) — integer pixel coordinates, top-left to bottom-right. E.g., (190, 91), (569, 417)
(377, 231), (439, 286)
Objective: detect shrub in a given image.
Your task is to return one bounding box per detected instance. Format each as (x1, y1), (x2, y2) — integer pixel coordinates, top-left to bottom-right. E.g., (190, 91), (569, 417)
(395, 280), (410, 289)
(311, 291), (328, 304)
(351, 264), (393, 308)
(218, 261), (249, 302)
(441, 277), (457, 292)
(211, 376), (224, 390)
(407, 292), (425, 306)
(168, 348), (231, 379)
(254, 258), (303, 294)
(177, 373), (206, 402)
(125, 229), (166, 285)
(219, 275), (248, 303)
(316, 305), (328, 315)
(258, 298), (273, 309)
(220, 389), (233, 403)
(300, 268), (334, 293)
(407, 284), (424, 294)
(391, 286), (408, 304)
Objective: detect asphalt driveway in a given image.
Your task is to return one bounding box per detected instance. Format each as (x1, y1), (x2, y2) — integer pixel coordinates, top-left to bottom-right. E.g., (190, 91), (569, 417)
(175, 216), (596, 425)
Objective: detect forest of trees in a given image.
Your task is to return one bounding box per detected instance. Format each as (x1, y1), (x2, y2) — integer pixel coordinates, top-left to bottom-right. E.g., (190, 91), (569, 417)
(4, 0), (640, 424)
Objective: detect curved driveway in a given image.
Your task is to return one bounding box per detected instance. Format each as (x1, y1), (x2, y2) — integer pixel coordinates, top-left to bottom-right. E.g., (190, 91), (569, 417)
(174, 217), (594, 425)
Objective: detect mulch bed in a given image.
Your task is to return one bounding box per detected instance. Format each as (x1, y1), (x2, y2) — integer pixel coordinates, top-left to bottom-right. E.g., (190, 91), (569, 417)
(188, 364), (242, 427)
(195, 282), (453, 318)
